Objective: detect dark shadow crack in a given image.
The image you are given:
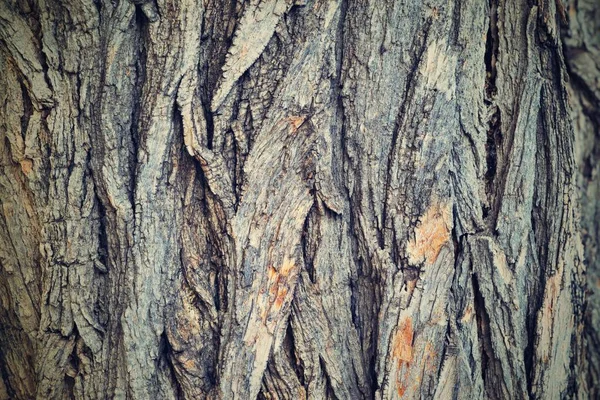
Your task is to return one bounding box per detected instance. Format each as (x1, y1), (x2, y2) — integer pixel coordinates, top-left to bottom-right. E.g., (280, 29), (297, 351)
(158, 330), (184, 399)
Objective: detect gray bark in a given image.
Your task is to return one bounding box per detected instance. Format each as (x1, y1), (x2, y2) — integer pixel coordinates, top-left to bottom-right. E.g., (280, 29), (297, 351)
(0, 0), (597, 399)
(564, 0), (600, 397)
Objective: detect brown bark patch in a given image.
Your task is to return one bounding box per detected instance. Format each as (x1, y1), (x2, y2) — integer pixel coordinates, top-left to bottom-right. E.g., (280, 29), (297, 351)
(406, 201), (452, 265)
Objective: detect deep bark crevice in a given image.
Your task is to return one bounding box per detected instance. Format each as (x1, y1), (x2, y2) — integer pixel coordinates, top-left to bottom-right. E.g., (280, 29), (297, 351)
(484, 0), (499, 99)
(158, 330), (184, 399)
(319, 356), (338, 400)
(203, 99), (215, 151)
(0, 342), (16, 399)
(449, 0), (462, 46)
(526, 96), (553, 395)
(92, 0), (101, 17)
(483, 0), (502, 227)
(472, 274), (493, 397)
(483, 108), (501, 222)
(94, 188), (109, 273)
(301, 204), (318, 284)
(129, 12), (146, 210)
(65, 330), (81, 400)
(285, 321), (306, 388)
(18, 77), (33, 140)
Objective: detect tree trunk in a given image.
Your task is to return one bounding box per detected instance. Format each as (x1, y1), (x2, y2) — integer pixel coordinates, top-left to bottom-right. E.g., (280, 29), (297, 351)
(0, 0), (597, 398)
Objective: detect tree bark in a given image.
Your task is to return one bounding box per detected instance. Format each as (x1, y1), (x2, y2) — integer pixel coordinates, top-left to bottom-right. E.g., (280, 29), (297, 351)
(0, 0), (597, 399)
(564, 1), (600, 397)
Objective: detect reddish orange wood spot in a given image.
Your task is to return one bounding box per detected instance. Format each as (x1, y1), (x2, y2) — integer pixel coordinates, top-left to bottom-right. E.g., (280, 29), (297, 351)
(393, 317), (414, 365)
(393, 317), (414, 397)
(287, 115), (306, 133)
(406, 202), (451, 265)
(20, 159), (33, 174)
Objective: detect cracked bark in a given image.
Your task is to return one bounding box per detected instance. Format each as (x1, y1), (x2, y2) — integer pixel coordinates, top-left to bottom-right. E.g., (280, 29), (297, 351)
(0, 0), (597, 399)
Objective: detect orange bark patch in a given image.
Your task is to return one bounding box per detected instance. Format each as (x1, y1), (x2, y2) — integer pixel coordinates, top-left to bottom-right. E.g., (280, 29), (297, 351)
(461, 304), (474, 323)
(268, 265), (277, 280)
(20, 159), (33, 174)
(263, 257), (297, 321)
(183, 358), (196, 369)
(392, 317), (414, 366)
(406, 201), (452, 265)
(279, 257), (295, 277)
(397, 379), (408, 398)
(273, 286), (288, 310)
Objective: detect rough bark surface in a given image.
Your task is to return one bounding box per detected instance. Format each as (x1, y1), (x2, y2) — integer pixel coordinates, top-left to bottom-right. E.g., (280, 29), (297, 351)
(0, 0), (597, 399)
(563, 0), (600, 397)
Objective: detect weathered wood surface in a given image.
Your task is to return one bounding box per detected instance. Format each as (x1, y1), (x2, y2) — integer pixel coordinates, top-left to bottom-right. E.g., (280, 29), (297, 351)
(0, 0), (597, 398)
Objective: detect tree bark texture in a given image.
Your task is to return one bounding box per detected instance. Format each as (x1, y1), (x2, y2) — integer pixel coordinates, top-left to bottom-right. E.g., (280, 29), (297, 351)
(0, 0), (598, 399)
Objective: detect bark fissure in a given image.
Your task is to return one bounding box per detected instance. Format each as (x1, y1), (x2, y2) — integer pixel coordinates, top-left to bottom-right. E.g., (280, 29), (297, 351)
(18, 78), (33, 141)
(471, 274), (495, 397)
(483, 0), (501, 225)
(381, 19), (432, 252)
(159, 330), (184, 399)
(0, 344), (16, 399)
